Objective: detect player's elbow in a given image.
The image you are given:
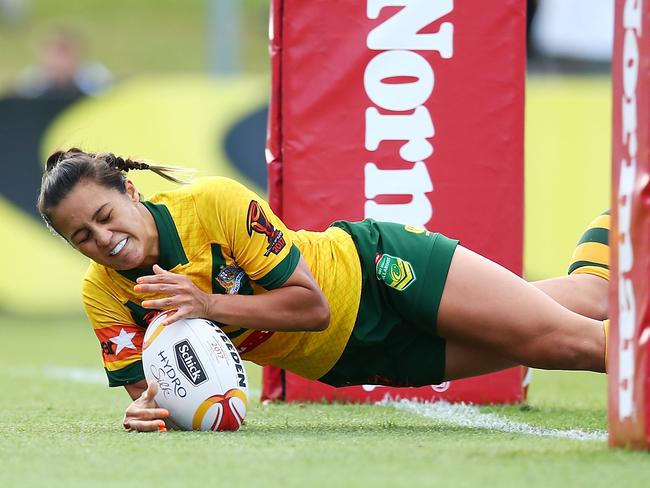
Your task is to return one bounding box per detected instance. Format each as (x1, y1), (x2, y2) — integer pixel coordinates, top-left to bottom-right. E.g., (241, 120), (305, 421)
(309, 301), (331, 331)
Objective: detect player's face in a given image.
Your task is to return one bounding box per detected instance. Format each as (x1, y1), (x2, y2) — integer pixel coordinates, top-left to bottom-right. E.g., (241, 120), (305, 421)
(49, 179), (159, 270)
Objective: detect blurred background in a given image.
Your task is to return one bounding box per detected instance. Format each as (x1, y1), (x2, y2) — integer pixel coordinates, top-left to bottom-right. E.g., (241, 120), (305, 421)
(0, 0), (611, 319)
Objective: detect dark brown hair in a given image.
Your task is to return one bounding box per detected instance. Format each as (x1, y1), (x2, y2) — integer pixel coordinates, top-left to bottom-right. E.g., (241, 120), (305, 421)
(38, 148), (188, 232)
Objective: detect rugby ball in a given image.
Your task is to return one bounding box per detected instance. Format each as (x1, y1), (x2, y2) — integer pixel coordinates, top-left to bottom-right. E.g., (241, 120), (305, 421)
(142, 312), (248, 431)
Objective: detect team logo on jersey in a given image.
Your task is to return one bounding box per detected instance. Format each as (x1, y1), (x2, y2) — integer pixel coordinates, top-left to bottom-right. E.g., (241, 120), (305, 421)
(404, 225), (431, 236)
(375, 253), (416, 291)
(246, 200), (286, 256)
(215, 264), (246, 294)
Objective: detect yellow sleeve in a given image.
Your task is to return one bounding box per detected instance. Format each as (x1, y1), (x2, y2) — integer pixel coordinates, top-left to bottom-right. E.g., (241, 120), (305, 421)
(82, 266), (145, 386)
(192, 178), (301, 289)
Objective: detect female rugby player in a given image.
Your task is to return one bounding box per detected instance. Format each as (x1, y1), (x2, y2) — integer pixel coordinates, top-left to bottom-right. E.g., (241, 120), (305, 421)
(38, 148), (608, 432)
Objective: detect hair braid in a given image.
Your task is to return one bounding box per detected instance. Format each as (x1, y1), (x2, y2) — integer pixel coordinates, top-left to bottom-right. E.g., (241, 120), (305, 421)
(45, 147), (86, 172)
(38, 147), (194, 227)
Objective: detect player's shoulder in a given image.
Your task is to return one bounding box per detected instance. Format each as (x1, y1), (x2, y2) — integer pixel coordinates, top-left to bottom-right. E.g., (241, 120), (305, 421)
(192, 176), (255, 199)
(82, 260), (119, 289)
(151, 177), (250, 204)
(81, 261), (124, 307)
(83, 260), (108, 288)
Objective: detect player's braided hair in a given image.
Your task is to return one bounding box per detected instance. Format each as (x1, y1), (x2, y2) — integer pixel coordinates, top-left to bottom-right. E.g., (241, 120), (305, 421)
(38, 147), (192, 234)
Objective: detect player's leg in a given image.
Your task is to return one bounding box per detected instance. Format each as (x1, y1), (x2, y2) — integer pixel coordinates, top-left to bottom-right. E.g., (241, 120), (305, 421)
(444, 339), (516, 380)
(532, 274), (608, 321)
(437, 246), (606, 373)
(532, 210), (610, 320)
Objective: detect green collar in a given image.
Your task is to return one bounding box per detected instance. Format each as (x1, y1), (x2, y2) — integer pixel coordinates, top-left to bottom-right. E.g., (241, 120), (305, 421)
(117, 201), (189, 282)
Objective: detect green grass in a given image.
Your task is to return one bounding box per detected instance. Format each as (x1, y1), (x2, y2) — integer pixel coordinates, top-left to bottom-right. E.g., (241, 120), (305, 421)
(2, 315), (649, 488)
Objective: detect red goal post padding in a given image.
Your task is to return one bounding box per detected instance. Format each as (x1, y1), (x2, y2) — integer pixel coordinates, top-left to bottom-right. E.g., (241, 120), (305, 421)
(264, 0), (527, 404)
(608, 0), (650, 449)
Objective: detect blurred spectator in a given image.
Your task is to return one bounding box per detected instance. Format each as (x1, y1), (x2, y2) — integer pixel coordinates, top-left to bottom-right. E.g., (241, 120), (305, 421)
(530, 0), (613, 72)
(0, 0), (27, 24)
(14, 28), (113, 98)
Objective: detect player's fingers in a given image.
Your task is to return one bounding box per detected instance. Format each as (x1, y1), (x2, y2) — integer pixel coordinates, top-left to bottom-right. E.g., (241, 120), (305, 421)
(153, 264), (170, 275)
(145, 379), (159, 399)
(161, 310), (180, 327)
(136, 273), (173, 284)
(125, 419), (167, 433)
(161, 308), (186, 326)
(133, 283), (175, 294)
(141, 297), (176, 309)
(127, 407), (169, 421)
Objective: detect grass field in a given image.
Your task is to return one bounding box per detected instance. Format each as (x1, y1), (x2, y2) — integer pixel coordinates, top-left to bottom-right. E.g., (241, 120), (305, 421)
(2, 315), (649, 488)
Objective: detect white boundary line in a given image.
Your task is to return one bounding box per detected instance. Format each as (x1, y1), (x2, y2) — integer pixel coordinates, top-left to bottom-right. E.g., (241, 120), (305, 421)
(383, 399), (607, 442)
(44, 366), (106, 384)
(42, 365), (261, 398)
(42, 367), (604, 440)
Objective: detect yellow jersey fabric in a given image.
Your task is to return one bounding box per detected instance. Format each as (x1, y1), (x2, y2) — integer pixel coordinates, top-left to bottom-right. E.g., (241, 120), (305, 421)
(83, 177), (361, 386)
(568, 210), (610, 281)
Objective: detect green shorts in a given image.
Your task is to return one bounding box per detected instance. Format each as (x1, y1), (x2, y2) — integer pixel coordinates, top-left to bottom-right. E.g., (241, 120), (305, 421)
(319, 219), (458, 388)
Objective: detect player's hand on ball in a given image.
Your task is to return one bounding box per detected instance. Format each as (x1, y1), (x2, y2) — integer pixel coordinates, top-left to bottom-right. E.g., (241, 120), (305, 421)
(123, 380), (170, 432)
(135, 264), (212, 326)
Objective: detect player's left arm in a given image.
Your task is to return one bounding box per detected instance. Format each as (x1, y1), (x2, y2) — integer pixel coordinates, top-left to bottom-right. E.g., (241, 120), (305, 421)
(136, 178), (330, 331)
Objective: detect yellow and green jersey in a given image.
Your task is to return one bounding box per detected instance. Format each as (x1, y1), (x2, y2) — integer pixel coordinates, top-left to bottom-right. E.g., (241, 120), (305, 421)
(83, 177), (361, 386)
(568, 210), (610, 281)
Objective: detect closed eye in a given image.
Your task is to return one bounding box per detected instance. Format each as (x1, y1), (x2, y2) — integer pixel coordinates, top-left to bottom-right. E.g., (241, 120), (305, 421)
(98, 211), (112, 223)
(75, 231), (91, 245)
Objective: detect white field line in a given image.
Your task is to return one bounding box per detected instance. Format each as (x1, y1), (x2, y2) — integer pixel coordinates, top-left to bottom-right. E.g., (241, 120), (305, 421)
(44, 366), (106, 384)
(44, 366), (603, 441)
(42, 365), (261, 398)
(383, 399), (607, 442)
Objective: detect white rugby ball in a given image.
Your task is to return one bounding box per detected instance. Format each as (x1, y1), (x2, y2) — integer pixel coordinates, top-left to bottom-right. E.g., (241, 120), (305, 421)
(142, 312), (248, 431)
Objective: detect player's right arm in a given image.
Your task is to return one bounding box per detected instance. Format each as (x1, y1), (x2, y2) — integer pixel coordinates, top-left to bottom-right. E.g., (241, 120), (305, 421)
(125, 379), (147, 400)
(83, 268), (168, 432)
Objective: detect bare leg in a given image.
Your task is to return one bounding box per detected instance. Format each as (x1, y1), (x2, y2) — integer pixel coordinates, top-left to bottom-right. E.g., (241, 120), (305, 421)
(444, 340), (516, 381)
(532, 274), (608, 321)
(437, 246), (605, 372)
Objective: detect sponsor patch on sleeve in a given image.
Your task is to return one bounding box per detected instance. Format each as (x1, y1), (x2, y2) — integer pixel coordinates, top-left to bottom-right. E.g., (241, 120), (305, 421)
(246, 200), (286, 256)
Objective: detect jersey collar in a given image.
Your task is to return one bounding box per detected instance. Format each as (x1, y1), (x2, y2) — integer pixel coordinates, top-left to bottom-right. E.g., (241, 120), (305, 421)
(117, 201), (189, 282)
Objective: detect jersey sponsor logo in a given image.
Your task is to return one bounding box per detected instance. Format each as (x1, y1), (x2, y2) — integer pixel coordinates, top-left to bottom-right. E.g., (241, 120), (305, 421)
(363, 1), (453, 225)
(96, 324), (144, 362)
(246, 200), (286, 256)
(174, 340), (208, 386)
(215, 264), (247, 294)
(375, 253), (416, 291)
